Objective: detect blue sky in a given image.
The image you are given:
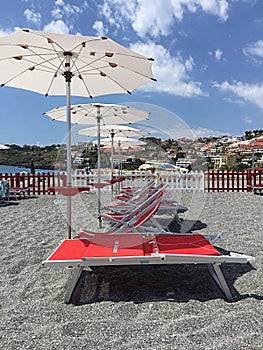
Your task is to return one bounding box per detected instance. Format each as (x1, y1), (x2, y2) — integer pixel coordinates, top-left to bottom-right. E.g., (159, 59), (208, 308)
(0, 0), (263, 145)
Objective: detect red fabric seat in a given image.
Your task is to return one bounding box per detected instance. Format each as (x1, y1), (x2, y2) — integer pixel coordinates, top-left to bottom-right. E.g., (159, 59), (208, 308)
(47, 234), (221, 261)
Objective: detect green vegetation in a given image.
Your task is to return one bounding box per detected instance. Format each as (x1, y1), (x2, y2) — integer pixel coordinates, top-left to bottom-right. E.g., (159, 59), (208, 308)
(0, 143), (99, 171)
(0, 130), (262, 171)
(244, 129), (263, 140)
(0, 144), (60, 170)
(80, 144), (98, 168)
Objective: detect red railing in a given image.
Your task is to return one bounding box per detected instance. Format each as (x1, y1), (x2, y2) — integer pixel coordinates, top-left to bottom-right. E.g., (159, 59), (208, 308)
(206, 169), (263, 192)
(247, 169), (263, 192)
(0, 172), (67, 195)
(0, 169), (262, 194)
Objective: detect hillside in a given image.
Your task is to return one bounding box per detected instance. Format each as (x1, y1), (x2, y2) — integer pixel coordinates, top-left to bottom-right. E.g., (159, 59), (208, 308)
(0, 144), (60, 170)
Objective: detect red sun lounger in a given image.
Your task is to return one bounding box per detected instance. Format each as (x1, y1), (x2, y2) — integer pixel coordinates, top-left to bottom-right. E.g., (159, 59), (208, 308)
(42, 233), (254, 303)
(10, 186), (31, 200)
(80, 184), (167, 234)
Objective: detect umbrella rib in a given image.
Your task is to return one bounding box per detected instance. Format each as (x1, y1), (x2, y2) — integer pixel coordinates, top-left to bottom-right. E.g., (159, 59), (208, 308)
(70, 59), (93, 98)
(70, 56), (111, 76)
(0, 48), (66, 91)
(0, 40), (67, 73)
(26, 30), (66, 52)
(71, 54), (153, 93)
(82, 51), (155, 80)
(112, 60), (156, 81)
(27, 47), (66, 95)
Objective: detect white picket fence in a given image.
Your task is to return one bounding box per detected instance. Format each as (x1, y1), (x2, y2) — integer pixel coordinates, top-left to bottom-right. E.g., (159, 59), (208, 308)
(72, 171), (205, 192)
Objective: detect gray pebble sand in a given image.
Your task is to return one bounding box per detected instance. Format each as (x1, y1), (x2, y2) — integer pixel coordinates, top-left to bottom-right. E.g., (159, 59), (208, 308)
(0, 191), (262, 349)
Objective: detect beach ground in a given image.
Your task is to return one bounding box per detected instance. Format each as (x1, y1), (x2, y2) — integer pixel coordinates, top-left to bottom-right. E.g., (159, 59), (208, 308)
(0, 191), (262, 349)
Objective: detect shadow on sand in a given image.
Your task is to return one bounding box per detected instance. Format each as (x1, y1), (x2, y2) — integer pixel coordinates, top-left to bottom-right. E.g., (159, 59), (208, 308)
(68, 216), (260, 305)
(70, 250), (259, 306)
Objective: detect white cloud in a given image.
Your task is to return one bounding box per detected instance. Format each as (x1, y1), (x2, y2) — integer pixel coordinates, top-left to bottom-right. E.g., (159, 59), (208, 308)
(185, 56), (195, 71)
(43, 20), (69, 34)
(192, 127), (230, 137)
(244, 116), (253, 124)
(24, 9), (41, 25)
(243, 40), (263, 58)
(130, 41), (205, 97)
(0, 26), (23, 37)
(63, 4), (82, 16)
(209, 48), (223, 62)
(164, 126), (228, 139)
(191, 126), (230, 138)
(213, 80), (263, 110)
(215, 48), (223, 61)
(101, 2), (113, 20)
(92, 21), (107, 36)
(101, 0), (229, 38)
(132, 0), (175, 37)
(0, 28), (13, 37)
(51, 8), (63, 20)
(51, 1), (89, 20)
(55, 0), (65, 5)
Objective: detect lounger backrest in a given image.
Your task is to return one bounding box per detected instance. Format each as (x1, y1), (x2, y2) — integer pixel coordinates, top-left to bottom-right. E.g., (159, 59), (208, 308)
(131, 189), (166, 227)
(115, 179), (156, 204)
(107, 184), (167, 232)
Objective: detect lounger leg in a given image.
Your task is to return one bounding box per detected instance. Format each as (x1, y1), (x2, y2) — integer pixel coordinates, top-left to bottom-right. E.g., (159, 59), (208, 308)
(64, 266), (83, 304)
(208, 264), (233, 302)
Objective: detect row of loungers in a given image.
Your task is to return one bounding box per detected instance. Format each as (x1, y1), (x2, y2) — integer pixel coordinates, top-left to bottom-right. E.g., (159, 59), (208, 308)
(42, 180), (255, 303)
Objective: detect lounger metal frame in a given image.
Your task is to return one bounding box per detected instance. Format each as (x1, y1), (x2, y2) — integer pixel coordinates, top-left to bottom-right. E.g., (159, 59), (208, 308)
(42, 234), (254, 304)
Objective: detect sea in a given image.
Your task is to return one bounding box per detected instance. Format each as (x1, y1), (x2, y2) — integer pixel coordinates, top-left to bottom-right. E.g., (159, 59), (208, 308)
(0, 165), (54, 174)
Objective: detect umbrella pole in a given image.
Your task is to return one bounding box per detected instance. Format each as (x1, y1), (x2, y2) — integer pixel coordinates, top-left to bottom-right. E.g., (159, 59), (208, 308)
(117, 141), (121, 177)
(117, 141), (121, 193)
(96, 107), (102, 228)
(251, 147), (255, 191)
(110, 131), (114, 200)
(65, 57), (73, 239)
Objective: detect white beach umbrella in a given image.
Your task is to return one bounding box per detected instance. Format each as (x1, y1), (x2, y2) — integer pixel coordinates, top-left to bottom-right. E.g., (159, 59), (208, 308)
(44, 103), (150, 124)
(44, 104), (149, 177)
(99, 137), (146, 173)
(78, 123), (147, 178)
(99, 136), (146, 159)
(0, 29), (155, 236)
(44, 103), (149, 183)
(45, 103), (150, 226)
(78, 124), (147, 138)
(99, 136), (146, 147)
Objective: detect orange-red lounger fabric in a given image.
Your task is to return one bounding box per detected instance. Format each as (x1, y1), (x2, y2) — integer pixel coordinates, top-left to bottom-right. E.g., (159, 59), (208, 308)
(47, 234), (221, 262)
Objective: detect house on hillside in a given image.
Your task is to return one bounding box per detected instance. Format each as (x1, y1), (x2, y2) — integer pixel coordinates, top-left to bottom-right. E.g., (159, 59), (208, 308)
(213, 154), (238, 170)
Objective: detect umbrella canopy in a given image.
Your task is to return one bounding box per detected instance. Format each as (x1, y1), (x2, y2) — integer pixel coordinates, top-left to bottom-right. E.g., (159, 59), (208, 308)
(99, 136), (146, 147)
(79, 124), (146, 183)
(44, 104), (149, 179)
(100, 137), (146, 178)
(44, 103), (150, 124)
(78, 124), (147, 138)
(100, 144), (144, 152)
(0, 144), (9, 150)
(0, 30), (156, 97)
(45, 103), (150, 226)
(0, 29), (155, 235)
